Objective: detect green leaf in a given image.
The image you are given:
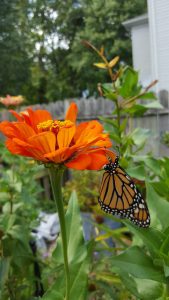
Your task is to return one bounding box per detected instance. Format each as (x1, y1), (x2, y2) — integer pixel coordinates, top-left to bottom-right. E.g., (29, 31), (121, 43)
(119, 271), (141, 298)
(110, 246), (165, 282)
(119, 67), (141, 98)
(153, 181), (169, 200)
(105, 91), (117, 101)
(51, 192), (90, 300)
(123, 221), (164, 258)
(70, 257), (90, 300)
(104, 125), (120, 140)
(130, 128), (150, 146)
(42, 271), (65, 300)
(0, 257), (10, 291)
(120, 118), (128, 132)
(53, 191), (86, 264)
(67, 191), (87, 263)
(126, 164), (145, 181)
(139, 91), (157, 100)
(0, 192), (9, 202)
(163, 261), (169, 277)
(100, 83), (117, 101)
(100, 117), (120, 139)
(109, 133), (121, 144)
(99, 117), (119, 129)
(160, 231), (169, 256)
(146, 182), (169, 230)
(143, 101), (163, 109)
(144, 157), (162, 176)
(124, 104), (147, 116)
(120, 271), (165, 300)
(0, 214), (16, 233)
(42, 290), (64, 300)
(135, 278), (165, 300)
(3, 202), (23, 214)
(161, 157), (169, 177)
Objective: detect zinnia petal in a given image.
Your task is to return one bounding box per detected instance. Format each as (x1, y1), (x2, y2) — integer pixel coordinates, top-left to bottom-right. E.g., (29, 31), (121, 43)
(65, 153), (92, 170)
(13, 137), (48, 161)
(65, 102), (78, 122)
(94, 134), (112, 147)
(10, 110), (24, 122)
(66, 149), (115, 170)
(0, 121), (16, 138)
(6, 139), (35, 157)
(28, 132), (56, 155)
(44, 147), (74, 163)
(85, 150), (109, 170)
(13, 123), (36, 140)
(74, 120), (104, 144)
(73, 122), (89, 141)
(57, 125), (76, 148)
(22, 108), (52, 132)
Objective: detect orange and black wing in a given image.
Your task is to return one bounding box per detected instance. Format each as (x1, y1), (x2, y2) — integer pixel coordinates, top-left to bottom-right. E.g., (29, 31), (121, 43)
(99, 163), (150, 228)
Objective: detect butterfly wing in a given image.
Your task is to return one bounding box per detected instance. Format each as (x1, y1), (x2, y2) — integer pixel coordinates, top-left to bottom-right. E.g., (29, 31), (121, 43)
(128, 195), (150, 227)
(99, 165), (150, 228)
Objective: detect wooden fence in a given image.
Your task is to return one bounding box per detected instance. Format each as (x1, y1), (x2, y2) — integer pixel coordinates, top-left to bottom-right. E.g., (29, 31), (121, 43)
(0, 96), (169, 156)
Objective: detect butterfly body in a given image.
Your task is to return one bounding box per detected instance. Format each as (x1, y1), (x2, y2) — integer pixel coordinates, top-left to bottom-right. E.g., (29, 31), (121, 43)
(99, 157), (150, 228)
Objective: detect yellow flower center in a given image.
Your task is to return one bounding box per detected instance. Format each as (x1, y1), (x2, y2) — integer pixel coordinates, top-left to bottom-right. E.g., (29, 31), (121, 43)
(37, 120), (53, 131)
(37, 119), (74, 133)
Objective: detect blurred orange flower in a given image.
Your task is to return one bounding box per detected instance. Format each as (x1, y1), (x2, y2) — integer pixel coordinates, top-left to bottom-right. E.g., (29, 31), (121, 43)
(0, 102), (115, 170)
(0, 95), (24, 107)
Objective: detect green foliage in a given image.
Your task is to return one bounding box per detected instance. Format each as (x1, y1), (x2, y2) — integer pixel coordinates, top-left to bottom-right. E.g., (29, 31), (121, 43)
(56, 43), (169, 299)
(0, 0), (147, 102)
(78, 43), (169, 299)
(63, 170), (100, 211)
(0, 143), (45, 299)
(42, 191), (90, 300)
(0, 1), (32, 98)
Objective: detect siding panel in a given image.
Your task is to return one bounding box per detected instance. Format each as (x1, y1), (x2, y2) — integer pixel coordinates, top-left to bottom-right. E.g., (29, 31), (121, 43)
(148, 0), (169, 91)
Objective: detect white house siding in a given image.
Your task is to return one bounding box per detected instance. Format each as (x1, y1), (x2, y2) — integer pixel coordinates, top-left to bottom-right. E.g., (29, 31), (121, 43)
(148, 0), (169, 94)
(131, 24), (151, 86)
(123, 2), (169, 156)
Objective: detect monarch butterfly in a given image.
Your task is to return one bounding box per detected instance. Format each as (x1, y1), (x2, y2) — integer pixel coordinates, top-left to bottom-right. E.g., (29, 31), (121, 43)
(99, 157), (150, 228)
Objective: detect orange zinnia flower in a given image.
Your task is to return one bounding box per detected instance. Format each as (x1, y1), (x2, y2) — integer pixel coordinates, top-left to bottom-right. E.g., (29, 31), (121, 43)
(0, 102), (115, 170)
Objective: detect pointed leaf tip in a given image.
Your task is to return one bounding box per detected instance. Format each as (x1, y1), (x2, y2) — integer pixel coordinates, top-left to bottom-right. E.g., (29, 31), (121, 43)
(93, 62), (107, 69)
(108, 56), (119, 68)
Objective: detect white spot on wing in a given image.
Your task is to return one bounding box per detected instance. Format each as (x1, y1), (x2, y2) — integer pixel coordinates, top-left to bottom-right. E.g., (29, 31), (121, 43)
(139, 203), (145, 209)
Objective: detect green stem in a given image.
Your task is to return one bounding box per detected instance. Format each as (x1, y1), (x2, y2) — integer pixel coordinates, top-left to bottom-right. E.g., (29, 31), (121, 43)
(48, 166), (70, 300)
(116, 100), (121, 129)
(107, 65), (122, 147)
(114, 98), (122, 148)
(128, 116), (133, 154)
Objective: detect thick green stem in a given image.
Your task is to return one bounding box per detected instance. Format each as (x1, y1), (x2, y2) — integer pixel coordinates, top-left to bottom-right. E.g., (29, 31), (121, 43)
(48, 166), (70, 300)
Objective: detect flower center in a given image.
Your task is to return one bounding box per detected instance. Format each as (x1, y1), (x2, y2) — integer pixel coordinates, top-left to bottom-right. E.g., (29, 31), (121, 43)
(37, 119), (74, 133)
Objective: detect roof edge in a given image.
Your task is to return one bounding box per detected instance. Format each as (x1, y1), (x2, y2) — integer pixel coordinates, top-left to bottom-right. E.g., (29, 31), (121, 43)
(122, 13), (148, 30)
